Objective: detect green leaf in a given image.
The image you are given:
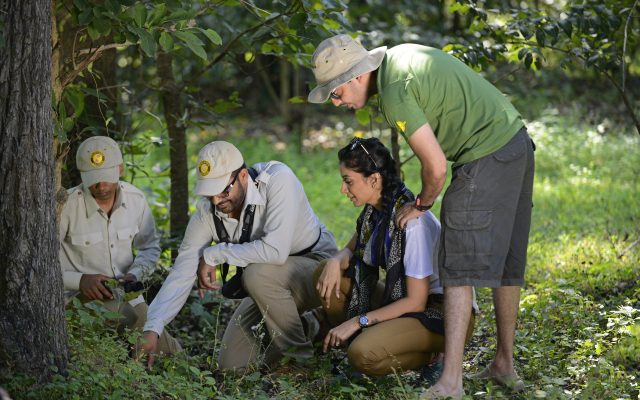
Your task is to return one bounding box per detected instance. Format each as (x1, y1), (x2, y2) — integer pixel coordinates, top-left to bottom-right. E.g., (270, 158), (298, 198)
(57, 127), (68, 143)
(159, 32), (174, 51)
(73, 0), (86, 10)
(140, 32), (157, 56)
(535, 29), (545, 46)
(197, 28), (222, 45)
(449, 3), (461, 13)
(475, 8), (487, 21)
(115, 0), (136, 6)
(63, 118), (74, 133)
(558, 19), (572, 36)
(589, 15), (601, 29)
(570, 5), (584, 15)
(172, 30), (204, 46)
(96, 17), (112, 36)
(519, 26), (533, 40)
(148, 4), (167, 27)
(125, 31), (139, 44)
(134, 4), (148, 27)
(593, 4), (606, 15)
(608, 16), (621, 31)
(103, 311), (126, 319)
(78, 7), (94, 25)
(524, 52), (533, 69)
(288, 13), (306, 31)
(114, 31), (126, 43)
(71, 6), (80, 25)
(163, 10), (196, 22)
(543, 23), (559, 39)
(164, 0), (183, 12)
(355, 109), (370, 127)
(104, 0), (122, 15)
(184, 41), (208, 61)
(65, 89), (85, 116)
(518, 48), (529, 60)
(118, 12), (133, 23)
(58, 102), (66, 121)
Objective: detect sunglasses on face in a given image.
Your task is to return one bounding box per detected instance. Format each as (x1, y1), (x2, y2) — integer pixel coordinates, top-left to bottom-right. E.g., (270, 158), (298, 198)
(348, 137), (378, 169)
(214, 171), (240, 199)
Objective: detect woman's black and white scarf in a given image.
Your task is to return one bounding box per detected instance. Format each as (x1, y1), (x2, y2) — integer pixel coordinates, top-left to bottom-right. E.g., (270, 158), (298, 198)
(345, 184), (444, 339)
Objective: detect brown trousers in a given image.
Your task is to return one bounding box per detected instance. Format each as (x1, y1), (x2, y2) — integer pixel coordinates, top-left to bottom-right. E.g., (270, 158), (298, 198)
(313, 260), (475, 376)
(69, 295), (181, 357)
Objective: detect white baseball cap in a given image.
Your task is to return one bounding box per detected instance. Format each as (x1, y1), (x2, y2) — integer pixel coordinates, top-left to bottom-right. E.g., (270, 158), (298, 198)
(76, 136), (123, 187)
(194, 141), (244, 197)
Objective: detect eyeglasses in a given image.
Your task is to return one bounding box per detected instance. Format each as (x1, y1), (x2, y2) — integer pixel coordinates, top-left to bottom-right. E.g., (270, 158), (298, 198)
(329, 90), (340, 100)
(214, 171), (240, 199)
(348, 137), (378, 169)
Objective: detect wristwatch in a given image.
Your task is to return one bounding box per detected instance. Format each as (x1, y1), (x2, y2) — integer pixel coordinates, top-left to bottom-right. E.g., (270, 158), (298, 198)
(358, 314), (369, 328)
(416, 194), (434, 212)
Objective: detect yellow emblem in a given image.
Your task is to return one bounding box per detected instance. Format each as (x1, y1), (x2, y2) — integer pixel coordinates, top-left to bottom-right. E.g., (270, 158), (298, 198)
(396, 121), (407, 133)
(90, 151), (106, 166)
(199, 160), (211, 177)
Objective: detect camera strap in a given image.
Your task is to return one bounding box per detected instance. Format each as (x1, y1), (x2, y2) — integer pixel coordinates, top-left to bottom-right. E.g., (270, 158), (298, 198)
(213, 167), (259, 285)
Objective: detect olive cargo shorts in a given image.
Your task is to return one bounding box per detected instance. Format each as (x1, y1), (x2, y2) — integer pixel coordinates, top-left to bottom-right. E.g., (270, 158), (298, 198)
(439, 127), (535, 288)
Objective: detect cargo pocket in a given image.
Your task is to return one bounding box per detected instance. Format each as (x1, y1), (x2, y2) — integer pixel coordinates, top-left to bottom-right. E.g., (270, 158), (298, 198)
(493, 137), (526, 163)
(442, 211), (492, 270)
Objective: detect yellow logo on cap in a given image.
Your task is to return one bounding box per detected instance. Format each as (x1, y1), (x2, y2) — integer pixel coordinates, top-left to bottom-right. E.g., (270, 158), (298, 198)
(90, 151), (106, 166)
(396, 121), (406, 133)
(199, 160), (211, 177)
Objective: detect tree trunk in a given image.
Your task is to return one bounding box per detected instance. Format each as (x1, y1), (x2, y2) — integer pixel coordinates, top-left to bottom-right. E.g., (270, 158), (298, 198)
(0, 0), (69, 382)
(156, 51), (189, 260)
(279, 59), (291, 128)
(391, 128), (402, 179)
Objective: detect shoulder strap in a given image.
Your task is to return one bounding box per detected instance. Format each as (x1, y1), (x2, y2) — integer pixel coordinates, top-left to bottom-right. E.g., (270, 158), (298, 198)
(212, 167), (259, 283)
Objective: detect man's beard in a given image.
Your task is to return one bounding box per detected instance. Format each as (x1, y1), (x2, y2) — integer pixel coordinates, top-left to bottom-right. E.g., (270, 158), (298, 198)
(218, 181), (246, 215)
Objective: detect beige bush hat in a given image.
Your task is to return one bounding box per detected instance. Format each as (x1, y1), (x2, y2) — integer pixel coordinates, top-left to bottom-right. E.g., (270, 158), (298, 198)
(308, 34), (387, 104)
(194, 141), (244, 197)
(76, 136), (123, 187)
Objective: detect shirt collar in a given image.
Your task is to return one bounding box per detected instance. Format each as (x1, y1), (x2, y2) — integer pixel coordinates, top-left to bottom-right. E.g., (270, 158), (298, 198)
(213, 174), (266, 218)
(82, 182), (124, 218)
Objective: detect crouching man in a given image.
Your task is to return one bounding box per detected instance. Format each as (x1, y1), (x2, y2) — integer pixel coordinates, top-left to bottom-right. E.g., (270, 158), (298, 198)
(60, 136), (181, 356)
(138, 141), (338, 372)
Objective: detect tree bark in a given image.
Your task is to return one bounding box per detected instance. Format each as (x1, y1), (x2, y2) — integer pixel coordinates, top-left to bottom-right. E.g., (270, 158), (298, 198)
(0, 0), (69, 382)
(391, 128), (402, 179)
(156, 51), (189, 260)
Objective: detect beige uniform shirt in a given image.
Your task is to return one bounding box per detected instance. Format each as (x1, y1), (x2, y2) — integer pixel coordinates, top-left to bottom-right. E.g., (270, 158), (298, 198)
(145, 161), (339, 335)
(59, 181), (161, 306)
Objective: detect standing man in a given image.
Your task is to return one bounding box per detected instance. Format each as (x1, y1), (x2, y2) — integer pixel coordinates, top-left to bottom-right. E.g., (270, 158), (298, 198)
(308, 35), (534, 399)
(60, 136), (181, 356)
(139, 141), (338, 372)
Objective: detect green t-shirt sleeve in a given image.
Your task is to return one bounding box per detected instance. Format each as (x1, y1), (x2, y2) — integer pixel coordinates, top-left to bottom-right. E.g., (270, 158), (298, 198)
(380, 83), (429, 142)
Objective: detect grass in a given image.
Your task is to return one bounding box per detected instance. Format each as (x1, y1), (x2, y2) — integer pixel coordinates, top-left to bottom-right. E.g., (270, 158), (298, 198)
(2, 108), (639, 399)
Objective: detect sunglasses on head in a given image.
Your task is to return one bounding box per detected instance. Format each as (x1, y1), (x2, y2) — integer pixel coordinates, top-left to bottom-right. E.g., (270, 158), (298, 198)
(348, 137), (378, 169)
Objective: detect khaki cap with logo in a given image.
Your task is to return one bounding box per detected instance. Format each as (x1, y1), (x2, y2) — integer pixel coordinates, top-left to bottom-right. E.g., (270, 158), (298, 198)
(308, 34), (387, 104)
(194, 141), (244, 197)
(76, 136), (123, 187)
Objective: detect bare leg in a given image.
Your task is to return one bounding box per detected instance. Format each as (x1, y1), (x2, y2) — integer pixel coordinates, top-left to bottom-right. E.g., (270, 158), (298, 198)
(428, 286), (473, 396)
(488, 286), (520, 375)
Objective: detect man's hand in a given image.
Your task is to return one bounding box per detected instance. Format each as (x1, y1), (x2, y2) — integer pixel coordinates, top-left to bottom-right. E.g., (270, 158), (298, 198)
(316, 259), (342, 308)
(118, 273), (137, 283)
(395, 203), (425, 230)
(134, 330), (159, 369)
(79, 274), (113, 301)
(197, 257), (219, 299)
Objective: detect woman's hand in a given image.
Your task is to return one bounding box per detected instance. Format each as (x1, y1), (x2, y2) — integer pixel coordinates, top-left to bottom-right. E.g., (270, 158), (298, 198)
(323, 317), (360, 353)
(316, 258), (342, 308)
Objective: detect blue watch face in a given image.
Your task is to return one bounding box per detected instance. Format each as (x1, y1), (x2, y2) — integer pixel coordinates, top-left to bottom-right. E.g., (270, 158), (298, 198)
(359, 316), (368, 326)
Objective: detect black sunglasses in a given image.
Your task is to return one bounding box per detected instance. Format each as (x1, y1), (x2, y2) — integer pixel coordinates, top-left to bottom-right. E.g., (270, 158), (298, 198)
(215, 171), (240, 199)
(349, 137), (378, 169)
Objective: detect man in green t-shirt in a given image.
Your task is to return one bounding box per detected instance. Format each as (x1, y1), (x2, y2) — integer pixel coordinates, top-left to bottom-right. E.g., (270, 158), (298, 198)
(309, 35), (535, 399)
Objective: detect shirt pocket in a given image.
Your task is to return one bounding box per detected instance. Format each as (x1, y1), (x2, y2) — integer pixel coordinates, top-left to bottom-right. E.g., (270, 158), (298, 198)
(442, 211), (492, 270)
(116, 225), (139, 267)
(69, 232), (104, 268)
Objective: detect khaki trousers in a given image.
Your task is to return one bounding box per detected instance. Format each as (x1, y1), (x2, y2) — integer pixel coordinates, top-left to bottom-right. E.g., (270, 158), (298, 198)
(218, 256), (323, 371)
(70, 295), (182, 357)
(313, 260), (475, 376)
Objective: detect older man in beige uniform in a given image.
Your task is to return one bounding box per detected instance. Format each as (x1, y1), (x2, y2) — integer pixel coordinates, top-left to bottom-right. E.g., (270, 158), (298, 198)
(60, 136), (180, 356)
(139, 141), (338, 372)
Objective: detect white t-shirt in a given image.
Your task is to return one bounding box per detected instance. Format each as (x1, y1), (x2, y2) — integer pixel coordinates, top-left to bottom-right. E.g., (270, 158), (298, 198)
(404, 211), (478, 311)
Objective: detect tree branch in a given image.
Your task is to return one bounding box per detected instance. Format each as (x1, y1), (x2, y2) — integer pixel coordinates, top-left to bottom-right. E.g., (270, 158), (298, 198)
(180, 13), (284, 90)
(61, 46), (104, 87)
(492, 66), (521, 84)
(622, 0), (639, 94)
(62, 41), (138, 66)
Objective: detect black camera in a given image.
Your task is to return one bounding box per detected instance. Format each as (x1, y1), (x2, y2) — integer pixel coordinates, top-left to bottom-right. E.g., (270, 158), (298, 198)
(101, 280), (144, 293)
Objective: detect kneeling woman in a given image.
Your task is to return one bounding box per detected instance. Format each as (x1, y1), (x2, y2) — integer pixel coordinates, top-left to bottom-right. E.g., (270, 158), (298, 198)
(314, 137), (476, 376)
